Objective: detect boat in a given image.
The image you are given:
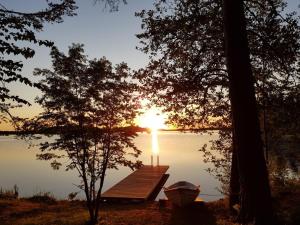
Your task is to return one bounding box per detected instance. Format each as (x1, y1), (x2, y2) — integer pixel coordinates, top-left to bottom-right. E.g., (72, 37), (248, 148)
(163, 181), (200, 207)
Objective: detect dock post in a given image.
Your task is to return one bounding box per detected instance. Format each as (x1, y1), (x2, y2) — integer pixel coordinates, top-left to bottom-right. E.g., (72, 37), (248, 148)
(151, 155), (153, 166)
(157, 155), (159, 166)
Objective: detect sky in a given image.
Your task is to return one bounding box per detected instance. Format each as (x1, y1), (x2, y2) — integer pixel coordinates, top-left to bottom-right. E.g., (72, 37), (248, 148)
(1, 0), (299, 130)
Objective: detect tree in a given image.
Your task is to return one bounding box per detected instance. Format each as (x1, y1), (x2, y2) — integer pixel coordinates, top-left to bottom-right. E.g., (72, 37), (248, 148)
(135, 0), (299, 223)
(23, 44), (142, 225)
(223, 0), (272, 223)
(0, 0), (77, 127)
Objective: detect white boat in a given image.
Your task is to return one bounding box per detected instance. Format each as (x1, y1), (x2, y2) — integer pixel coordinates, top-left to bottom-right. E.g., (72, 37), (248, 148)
(164, 181), (200, 207)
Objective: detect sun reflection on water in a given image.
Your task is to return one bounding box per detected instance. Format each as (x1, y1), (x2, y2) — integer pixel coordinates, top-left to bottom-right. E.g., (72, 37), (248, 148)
(151, 129), (159, 156)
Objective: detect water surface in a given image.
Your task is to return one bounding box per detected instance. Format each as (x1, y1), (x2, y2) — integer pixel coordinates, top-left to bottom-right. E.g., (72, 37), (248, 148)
(0, 132), (222, 201)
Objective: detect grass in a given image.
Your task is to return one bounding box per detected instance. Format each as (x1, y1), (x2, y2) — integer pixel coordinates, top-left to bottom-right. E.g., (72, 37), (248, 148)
(0, 198), (237, 225)
(0, 184), (299, 225)
(0, 199), (88, 225)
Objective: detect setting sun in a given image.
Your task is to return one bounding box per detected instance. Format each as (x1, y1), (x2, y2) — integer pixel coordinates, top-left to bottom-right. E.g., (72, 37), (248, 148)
(136, 108), (167, 131)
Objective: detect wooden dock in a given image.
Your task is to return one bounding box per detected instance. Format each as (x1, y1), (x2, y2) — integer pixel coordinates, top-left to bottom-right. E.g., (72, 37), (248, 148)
(101, 165), (169, 202)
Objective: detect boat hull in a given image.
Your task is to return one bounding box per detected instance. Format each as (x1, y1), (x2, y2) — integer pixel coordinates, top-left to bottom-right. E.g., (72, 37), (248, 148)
(164, 181), (200, 207)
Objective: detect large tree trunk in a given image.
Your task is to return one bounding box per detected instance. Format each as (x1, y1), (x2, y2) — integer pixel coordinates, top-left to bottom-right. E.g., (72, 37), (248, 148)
(229, 131), (240, 213)
(223, 0), (273, 224)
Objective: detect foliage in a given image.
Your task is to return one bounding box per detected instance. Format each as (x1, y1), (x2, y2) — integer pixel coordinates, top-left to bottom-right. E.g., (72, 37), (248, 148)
(0, 0), (77, 127)
(23, 44), (142, 224)
(135, 0), (299, 130)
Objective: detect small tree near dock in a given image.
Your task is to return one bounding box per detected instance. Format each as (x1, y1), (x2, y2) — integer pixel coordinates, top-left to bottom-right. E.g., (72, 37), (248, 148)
(24, 44), (142, 225)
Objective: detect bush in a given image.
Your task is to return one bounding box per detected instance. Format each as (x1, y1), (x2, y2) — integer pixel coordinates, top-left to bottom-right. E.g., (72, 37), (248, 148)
(27, 192), (56, 204)
(0, 185), (19, 199)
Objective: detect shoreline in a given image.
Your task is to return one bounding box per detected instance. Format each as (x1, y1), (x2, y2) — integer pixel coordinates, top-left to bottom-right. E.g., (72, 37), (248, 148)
(0, 127), (230, 136)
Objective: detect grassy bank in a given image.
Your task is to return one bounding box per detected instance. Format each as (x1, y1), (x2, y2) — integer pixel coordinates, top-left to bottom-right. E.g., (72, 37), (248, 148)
(0, 198), (237, 225)
(0, 186), (299, 225)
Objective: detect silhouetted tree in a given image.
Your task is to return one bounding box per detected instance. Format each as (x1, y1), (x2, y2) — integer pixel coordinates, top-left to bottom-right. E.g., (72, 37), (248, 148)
(23, 44), (142, 225)
(223, 0), (273, 223)
(0, 0), (77, 127)
(135, 0), (299, 223)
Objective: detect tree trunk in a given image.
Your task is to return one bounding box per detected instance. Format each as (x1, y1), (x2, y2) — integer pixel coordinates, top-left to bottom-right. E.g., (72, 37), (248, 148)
(229, 131), (240, 214)
(90, 213), (98, 225)
(223, 0), (273, 224)
(87, 206), (97, 225)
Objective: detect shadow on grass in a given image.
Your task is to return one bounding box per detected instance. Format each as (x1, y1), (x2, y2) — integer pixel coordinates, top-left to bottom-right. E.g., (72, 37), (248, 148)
(168, 203), (217, 225)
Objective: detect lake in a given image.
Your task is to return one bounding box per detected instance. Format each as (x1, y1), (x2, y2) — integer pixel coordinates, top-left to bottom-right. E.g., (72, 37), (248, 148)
(0, 131), (222, 201)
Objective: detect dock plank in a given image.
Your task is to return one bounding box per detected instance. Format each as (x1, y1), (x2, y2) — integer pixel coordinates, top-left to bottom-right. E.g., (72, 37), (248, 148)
(102, 165), (169, 200)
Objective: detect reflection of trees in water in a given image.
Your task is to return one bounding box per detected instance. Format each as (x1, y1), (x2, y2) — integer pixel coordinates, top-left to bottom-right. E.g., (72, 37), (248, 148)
(200, 88), (300, 193)
(267, 129), (299, 176)
(200, 130), (232, 195)
(263, 90), (300, 187)
(201, 129), (299, 194)
(268, 136), (300, 188)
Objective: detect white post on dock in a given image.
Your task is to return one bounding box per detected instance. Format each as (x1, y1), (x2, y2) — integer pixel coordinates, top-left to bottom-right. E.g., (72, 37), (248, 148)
(157, 155), (159, 166)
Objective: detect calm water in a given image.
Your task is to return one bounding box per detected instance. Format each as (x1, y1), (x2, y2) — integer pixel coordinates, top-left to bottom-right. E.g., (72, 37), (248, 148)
(0, 132), (222, 201)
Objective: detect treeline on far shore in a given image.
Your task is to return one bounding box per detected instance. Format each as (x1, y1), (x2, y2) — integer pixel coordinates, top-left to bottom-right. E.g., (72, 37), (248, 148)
(0, 126), (147, 136)
(0, 126), (231, 136)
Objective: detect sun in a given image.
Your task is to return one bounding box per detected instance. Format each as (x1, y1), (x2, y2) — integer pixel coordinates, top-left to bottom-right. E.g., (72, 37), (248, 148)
(136, 108), (167, 131)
